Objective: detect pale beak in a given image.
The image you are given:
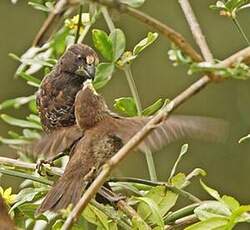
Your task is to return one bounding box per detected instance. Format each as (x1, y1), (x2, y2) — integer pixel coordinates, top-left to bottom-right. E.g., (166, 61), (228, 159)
(75, 64), (95, 80)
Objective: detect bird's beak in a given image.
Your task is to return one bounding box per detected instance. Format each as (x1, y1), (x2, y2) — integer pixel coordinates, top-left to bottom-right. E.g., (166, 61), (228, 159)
(75, 64), (95, 80)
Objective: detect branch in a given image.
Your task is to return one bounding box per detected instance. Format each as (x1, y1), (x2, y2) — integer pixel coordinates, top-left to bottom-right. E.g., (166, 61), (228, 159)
(110, 177), (201, 203)
(33, 0), (70, 46)
(178, 0), (213, 62)
(0, 156), (63, 176)
(62, 46), (250, 229)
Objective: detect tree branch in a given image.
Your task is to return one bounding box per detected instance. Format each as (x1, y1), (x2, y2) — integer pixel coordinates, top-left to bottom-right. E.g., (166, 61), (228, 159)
(0, 156), (63, 176)
(62, 46), (250, 229)
(178, 0), (213, 62)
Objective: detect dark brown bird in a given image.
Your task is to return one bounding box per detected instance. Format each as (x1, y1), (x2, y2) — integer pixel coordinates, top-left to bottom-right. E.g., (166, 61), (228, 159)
(36, 43), (98, 133)
(37, 81), (228, 213)
(0, 196), (15, 230)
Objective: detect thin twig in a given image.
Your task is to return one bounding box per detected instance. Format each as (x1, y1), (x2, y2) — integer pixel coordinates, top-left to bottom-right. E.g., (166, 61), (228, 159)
(101, 6), (116, 32)
(232, 18), (250, 46)
(0, 167), (53, 185)
(33, 0), (69, 46)
(105, 189), (151, 229)
(62, 46), (250, 230)
(74, 4), (83, 44)
(178, 0), (213, 62)
(90, 200), (132, 230)
(0, 156), (63, 176)
(110, 177), (201, 203)
(124, 65), (158, 182)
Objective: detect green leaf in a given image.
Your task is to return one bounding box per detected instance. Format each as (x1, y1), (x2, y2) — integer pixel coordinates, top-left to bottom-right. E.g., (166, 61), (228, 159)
(137, 186), (178, 224)
(0, 137), (30, 145)
(185, 217), (229, 230)
(120, 0), (145, 8)
(136, 197), (164, 228)
(194, 201), (231, 221)
(114, 97), (138, 117)
(26, 114), (41, 124)
(229, 205), (250, 225)
(222, 195), (240, 212)
(83, 204), (109, 230)
(18, 203), (47, 221)
(132, 216), (151, 230)
(52, 220), (64, 230)
(51, 27), (69, 56)
(22, 129), (41, 139)
(133, 32), (158, 56)
(170, 173), (187, 188)
(18, 72), (41, 88)
(93, 63), (115, 89)
(142, 99), (164, 116)
(28, 100), (38, 114)
(110, 29), (126, 61)
(200, 180), (221, 201)
(169, 144), (188, 180)
(0, 95), (35, 110)
(186, 168), (207, 181)
(92, 29), (113, 61)
(1, 114), (42, 130)
(10, 187), (47, 212)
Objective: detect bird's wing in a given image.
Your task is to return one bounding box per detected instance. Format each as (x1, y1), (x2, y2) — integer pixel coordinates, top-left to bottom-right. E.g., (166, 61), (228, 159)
(24, 125), (82, 157)
(114, 115), (229, 152)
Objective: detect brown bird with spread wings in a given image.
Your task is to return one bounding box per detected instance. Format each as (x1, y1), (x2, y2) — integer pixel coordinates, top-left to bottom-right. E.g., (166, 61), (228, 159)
(36, 81), (228, 213)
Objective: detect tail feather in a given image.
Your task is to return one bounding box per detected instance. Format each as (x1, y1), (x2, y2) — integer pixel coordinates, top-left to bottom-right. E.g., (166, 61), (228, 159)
(37, 174), (86, 213)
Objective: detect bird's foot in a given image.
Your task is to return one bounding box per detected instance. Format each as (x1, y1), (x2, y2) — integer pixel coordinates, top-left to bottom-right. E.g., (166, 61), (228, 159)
(98, 186), (126, 205)
(36, 159), (54, 177)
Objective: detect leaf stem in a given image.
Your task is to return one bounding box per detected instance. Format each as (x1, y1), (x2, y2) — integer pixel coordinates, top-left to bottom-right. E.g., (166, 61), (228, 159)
(232, 17), (250, 46)
(91, 200), (131, 230)
(0, 167), (53, 185)
(124, 65), (158, 182)
(75, 4), (83, 44)
(110, 177), (201, 203)
(101, 6), (115, 32)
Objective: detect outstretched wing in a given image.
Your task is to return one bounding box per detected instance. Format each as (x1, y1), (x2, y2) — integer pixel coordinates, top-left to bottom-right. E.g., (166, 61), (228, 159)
(114, 115), (229, 152)
(24, 125), (82, 157)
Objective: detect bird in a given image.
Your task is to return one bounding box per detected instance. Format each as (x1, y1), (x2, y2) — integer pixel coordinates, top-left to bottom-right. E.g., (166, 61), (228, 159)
(0, 196), (16, 230)
(36, 43), (99, 134)
(36, 80), (228, 213)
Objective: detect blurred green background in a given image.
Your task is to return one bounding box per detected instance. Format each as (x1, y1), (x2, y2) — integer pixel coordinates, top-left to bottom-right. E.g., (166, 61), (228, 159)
(0, 0), (250, 214)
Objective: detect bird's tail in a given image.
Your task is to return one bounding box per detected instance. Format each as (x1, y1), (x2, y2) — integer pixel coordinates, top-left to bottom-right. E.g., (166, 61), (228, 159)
(37, 169), (88, 213)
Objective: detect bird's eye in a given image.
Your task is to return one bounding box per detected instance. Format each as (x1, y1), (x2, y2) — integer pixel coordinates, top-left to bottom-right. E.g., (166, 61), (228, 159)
(77, 55), (83, 61)
(86, 55), (95, 65)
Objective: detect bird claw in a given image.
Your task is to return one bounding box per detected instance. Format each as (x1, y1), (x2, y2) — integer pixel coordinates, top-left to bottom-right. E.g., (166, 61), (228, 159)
(36, 159), (54, 177)
(109, 194), (126, 204)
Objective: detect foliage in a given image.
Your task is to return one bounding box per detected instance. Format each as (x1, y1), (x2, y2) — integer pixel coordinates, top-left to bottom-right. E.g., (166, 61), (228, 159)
(1, 0), (250, 229)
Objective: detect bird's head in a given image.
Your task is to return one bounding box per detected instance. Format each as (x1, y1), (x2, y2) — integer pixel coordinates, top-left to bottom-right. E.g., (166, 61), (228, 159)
(59, 44), (99, 80)
(75, 80), (108, 130)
